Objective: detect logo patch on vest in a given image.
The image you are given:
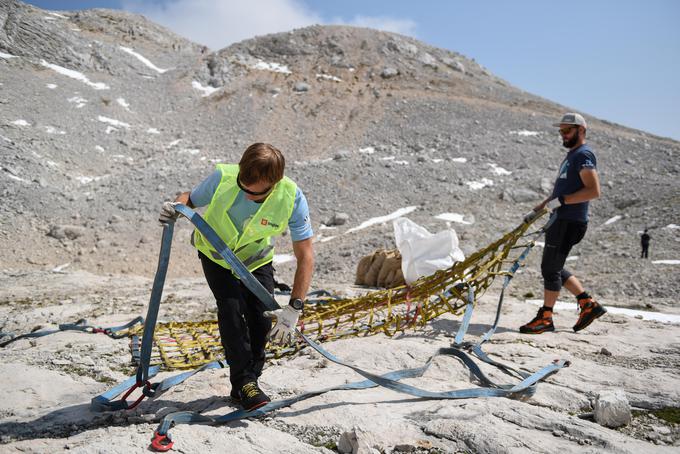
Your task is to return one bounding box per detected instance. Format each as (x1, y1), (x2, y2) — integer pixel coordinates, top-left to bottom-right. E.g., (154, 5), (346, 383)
(261, 218), (280, 228)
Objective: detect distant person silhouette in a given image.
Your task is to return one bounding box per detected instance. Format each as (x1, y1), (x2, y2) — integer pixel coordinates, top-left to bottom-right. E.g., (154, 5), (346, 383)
(640, 229), (651, 258)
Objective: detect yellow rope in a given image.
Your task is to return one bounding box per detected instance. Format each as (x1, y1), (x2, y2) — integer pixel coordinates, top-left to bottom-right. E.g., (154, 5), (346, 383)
(131, 213), (544, 370)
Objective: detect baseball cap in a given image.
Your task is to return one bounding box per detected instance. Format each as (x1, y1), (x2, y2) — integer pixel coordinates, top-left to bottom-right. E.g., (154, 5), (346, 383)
(553, 112), (587, 129)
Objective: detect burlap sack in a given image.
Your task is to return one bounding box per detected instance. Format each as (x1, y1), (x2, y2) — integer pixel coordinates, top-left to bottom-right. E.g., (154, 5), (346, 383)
(355, 249), (406, 288)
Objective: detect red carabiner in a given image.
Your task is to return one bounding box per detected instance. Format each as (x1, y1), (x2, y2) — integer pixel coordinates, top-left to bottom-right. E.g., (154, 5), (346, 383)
(150, 430), (173, 452)
(121, 380), (151, 410)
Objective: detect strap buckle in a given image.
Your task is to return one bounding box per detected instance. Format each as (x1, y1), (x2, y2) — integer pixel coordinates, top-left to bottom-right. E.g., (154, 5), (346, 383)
(150, 430), (173, 452)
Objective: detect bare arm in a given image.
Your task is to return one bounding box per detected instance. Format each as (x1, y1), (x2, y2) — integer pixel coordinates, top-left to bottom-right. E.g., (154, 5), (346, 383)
(173, 191), (195, 208)
(290, 237), (314, 301)
(533, 168), (600, 211)
(563, 168), (601, 204)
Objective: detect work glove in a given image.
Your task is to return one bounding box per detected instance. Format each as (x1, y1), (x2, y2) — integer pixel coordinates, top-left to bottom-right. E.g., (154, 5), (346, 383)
(159, 201), (179, 224)
(264, 305), (300, 345)
(523, 210), (539, 224)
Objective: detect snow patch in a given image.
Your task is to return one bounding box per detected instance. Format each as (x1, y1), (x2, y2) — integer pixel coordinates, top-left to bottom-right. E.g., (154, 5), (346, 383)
(0, 51), (18, 59)
(95, 146), (105, 152)
(664, 224), (679, 230)
(510, 130), (539, 136)
(316, 73), (342, 82)
(11, 119), (30, 127)
(146, 128), (160, 134)
(346, 206), (418, 234)
(3, 171), (31, 184)
(98, 116), (130, 129)
(251, 60), (291, 74)
(119, 46), (168, 74)
(603, 215), (622, 226)
(52, 263), (70, 273)
(451, 157), (467, 163)
(75, 175), (106, 185)
(466, 178), (494, 190)
(116, 98), (131, 111)
(192, 80), (218, 97)
(67, 96), (88, 108)
(40, 60), (109, 90)
(46, 83), (58, 89)
(566, 255), (579, 262)
(652, 260), (680, 265)
(488, 163), (511, 176)
(359, 147), (375, 154)
(435, 213), (472, 225)
(45, 126), (66, 135)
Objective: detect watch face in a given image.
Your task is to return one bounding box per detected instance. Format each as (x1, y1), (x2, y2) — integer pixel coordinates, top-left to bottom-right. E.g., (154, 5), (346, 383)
(290, 298), (304, 310)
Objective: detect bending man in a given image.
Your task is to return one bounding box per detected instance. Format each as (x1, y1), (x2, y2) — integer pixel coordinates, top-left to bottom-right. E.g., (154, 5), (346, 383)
(160, 143), (314, 410)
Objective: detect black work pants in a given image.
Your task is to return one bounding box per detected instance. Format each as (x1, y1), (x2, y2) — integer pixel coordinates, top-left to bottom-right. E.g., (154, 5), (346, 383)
(641, 244), (649, 258)
(199, 252), (274, 390)
(541, 219), (587, 291)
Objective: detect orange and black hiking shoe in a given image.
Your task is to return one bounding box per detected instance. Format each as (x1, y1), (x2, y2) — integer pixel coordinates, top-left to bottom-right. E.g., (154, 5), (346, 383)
(519, 307), (555, 334)
(573, 297), (606, 332)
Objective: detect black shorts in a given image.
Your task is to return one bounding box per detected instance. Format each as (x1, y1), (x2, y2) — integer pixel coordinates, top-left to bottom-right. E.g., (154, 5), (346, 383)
(541, 219), (587, 291)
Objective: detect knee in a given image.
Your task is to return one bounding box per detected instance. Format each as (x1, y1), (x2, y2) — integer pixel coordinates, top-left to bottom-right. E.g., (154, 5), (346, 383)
(541, 263), (562, 291)
(560, 270), (572, 285)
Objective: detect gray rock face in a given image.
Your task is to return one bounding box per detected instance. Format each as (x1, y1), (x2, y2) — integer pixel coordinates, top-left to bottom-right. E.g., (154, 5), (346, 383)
(47, 225), (86, 240)
(326, 212), (349, 226)
(337, 428), (378, 454)
(380, 67), (399, 78)
(594, 389), (632, 428)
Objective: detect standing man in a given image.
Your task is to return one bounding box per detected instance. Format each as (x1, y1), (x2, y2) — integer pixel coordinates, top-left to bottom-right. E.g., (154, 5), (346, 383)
(520, 113), (606, 334)
(640, 229), (651, 258)
(159, 143), (314, 411)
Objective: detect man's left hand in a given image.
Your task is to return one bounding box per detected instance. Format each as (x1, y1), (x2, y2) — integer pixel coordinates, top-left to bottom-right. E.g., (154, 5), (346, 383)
(264, 306), (300, 345)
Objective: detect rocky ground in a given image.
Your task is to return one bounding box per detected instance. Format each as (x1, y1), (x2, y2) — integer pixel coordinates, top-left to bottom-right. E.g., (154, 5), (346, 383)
(0, 270), (679, 453)
(1, 1), (679, 452)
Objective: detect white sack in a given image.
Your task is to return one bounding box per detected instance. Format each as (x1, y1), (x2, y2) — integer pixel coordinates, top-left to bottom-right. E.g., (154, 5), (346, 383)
(393, 217), (465, 284)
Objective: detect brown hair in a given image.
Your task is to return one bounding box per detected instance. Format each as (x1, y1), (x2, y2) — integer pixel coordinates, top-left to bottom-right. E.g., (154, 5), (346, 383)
(238, 143), (285, 185)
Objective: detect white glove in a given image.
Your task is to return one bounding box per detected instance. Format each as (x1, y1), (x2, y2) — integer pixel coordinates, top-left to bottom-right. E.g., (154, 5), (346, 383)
(159, 201), (178, 223)
(264, 305), (300, 345)
(545, 198), (562, 211)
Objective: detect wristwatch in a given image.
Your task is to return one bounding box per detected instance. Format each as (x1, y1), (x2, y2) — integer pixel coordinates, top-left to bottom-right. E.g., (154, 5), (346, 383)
(289, 298), (304, 311)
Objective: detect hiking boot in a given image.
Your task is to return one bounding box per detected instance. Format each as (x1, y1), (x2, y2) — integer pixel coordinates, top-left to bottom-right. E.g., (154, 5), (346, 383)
(238, 381), (270, 411)
(519, 307), (555, 334)
(229, 388), (240, 402)
(573, 297), (606, 332)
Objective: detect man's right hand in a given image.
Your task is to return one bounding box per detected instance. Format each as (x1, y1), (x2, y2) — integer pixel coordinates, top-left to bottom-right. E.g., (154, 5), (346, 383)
(159, 201), (179, 223)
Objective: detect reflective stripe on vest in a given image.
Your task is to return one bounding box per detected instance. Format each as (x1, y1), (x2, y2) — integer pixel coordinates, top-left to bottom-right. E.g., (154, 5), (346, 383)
(192, 164), (297, 272)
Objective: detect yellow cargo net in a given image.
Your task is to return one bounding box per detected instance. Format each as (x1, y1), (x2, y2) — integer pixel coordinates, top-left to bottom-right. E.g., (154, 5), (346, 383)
(131, 213), (544, 370)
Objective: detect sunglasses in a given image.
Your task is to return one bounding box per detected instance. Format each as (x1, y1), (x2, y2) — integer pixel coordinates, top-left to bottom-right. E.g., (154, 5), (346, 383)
(559, 126), (577, 135)
(236, 174), (272, 196)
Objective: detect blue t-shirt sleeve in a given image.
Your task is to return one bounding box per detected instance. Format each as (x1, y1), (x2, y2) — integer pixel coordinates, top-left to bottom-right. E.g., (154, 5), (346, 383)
(190, 170), (221, 207)
(289, 188), (313, 241)
(577, 150), (597, 170)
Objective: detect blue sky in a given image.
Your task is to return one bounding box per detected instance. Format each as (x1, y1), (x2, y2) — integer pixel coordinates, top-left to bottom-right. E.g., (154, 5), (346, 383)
(24, 1), (680, 141)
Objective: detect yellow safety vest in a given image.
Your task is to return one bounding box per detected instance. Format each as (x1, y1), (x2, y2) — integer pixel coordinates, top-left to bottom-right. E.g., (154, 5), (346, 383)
(192, 164), (297, 272)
